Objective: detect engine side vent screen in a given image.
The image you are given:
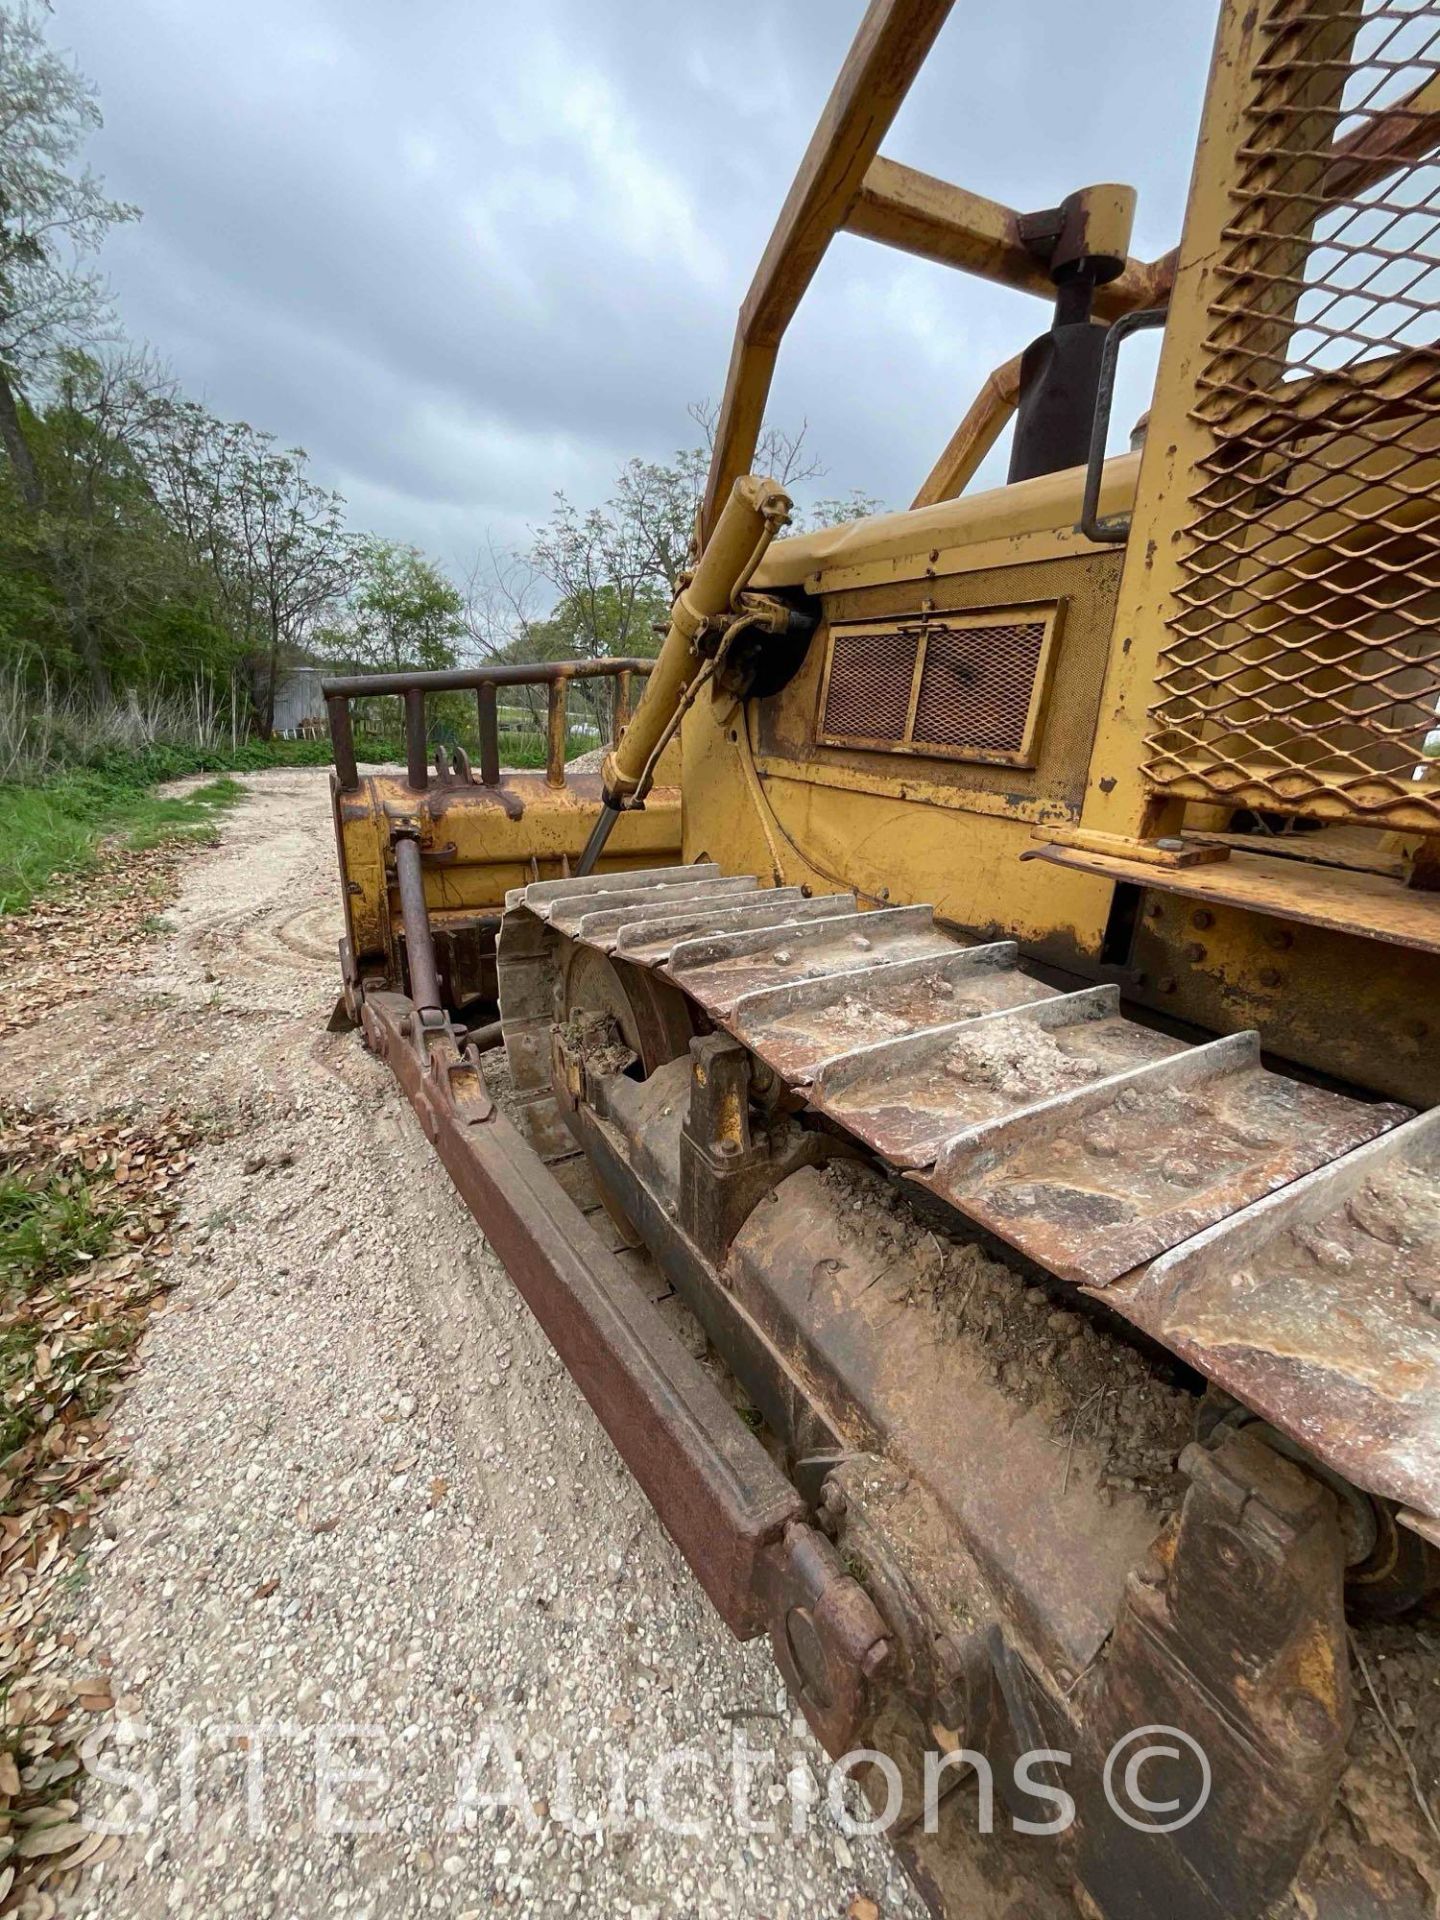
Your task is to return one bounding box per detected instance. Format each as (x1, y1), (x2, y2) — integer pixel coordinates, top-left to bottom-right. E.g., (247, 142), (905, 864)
(913, 620), (1048, 754)
(817, 605), (1062, 768)
(821, 628), (918, 741)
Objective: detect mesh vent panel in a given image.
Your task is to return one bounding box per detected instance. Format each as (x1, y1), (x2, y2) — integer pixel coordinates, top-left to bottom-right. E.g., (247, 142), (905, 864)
(822, 630), (917, 740)
(913, 622), (1046, 753)
(1144, 0), (1440, 826)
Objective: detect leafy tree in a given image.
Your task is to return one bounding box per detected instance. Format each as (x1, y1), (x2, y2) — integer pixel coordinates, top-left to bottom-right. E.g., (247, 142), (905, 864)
(0, 347), (237, 698)
(149, 403), (355, 731)
(806, 486), (887, 526)
(518, 409), (884, 686)
(0, 3), (138, 696)
(530, 490), (669, 669)
(226, 437), (351, 736)
(33, 350), (172, 669)
(323, 536), (463, 674)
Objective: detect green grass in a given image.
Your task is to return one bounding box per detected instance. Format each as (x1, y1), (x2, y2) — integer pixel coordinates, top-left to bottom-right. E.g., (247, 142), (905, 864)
(0, 721), (604, 916)
(0, 1165), (120, 1288)
(123, 776), (246, 851)
(0, 752), (270, 910)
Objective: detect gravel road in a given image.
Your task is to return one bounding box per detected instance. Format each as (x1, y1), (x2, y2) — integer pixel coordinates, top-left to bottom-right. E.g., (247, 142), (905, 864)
(6, 770), (930, 1920)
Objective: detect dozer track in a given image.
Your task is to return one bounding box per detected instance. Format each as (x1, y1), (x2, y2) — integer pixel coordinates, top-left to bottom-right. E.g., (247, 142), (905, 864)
(485, 863), (1440, 1916)
(499, 863), (1440, 1532)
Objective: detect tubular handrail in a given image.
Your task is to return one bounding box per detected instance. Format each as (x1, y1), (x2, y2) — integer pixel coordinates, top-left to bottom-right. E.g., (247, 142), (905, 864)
(324, 657), (654, 795)
(319, 658), (655, 698)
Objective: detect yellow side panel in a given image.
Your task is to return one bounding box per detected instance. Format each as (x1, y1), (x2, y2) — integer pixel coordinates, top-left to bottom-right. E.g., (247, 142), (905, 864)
(680, 703), (1113, 968)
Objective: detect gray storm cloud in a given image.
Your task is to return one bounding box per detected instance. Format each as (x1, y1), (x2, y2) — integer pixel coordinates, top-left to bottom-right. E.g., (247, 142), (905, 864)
(58, 0), (1218, 569)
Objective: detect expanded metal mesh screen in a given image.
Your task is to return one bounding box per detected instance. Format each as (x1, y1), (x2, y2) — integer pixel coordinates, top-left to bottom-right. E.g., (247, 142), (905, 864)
(822, 629), (919, 740)
(1143, 0), (1440, 828)
(819, 613), (1054, 765)
(912, 621), (1046, 753)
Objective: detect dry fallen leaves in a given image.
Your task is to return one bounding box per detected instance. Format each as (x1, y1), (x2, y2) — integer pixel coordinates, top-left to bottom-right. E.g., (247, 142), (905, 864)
(0, 841), (196, 1042)
(0, 1103), (198, 1909)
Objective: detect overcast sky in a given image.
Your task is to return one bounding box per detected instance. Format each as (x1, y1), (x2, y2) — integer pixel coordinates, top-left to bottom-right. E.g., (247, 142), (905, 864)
(57, 0), (1219, 576)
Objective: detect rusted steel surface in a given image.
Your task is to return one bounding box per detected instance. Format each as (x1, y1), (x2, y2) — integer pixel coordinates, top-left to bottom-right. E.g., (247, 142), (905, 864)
(726, 941), (1057, 1082)
(727, 1164), (1160, 1678)
(925, 1031), (1409, 1288)
(1026, 840), (1440, 956)
(556, 998), (1421, 1912)
(510, 865), (1440, 1529)
(392, 834), (443, 1016)
(551, 875), (760, 937)
(1118, 1107), (1440, 1521)
(476, 682), (501, 787)
(844, 160), (1168, 325)
(811, 983), (1166, 1166)
(375, 847), (1440, 1912)
(1071, 1431), (1354, 1920)
(404, 687), (428, 792)
(758, 1521), (891, 1758)
(361, 991), (804, 1635)
(364, 987), (906, 1754)
(609, 891), (855, 963)
(327, 694), (358, 790)
(1324, 68), (1440, 202)
(518, 863), (720, 915)
(324, 657), (656, 802)
(545, 680), (568, 789)
(663, 905), (957, 1017)
(322, 658), (657, 698)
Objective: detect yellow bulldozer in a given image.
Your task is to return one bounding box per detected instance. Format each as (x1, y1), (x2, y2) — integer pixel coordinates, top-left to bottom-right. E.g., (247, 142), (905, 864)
(323, 1), (1440, 1911)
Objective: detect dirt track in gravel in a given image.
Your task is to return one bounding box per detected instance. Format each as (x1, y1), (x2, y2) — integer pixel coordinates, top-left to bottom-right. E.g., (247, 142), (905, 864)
(1, 768), (953, 1920)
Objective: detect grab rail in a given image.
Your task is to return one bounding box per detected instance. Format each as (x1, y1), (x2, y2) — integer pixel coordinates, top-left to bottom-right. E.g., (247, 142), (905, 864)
(322, 658), (655, 795)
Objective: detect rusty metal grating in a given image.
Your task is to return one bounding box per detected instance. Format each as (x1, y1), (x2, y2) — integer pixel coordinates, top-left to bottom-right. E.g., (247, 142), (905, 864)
(1144, 0), (1440, 829)
(912, 620), (1046, 753)
(821, 629), (917, 740)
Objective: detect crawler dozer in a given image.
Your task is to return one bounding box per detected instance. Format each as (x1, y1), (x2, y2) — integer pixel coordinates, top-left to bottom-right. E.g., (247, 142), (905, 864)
(324, 1), (1440, 1911)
